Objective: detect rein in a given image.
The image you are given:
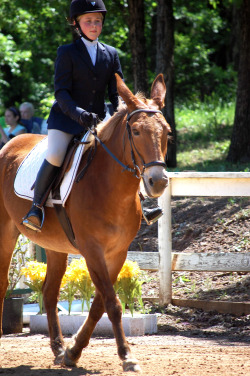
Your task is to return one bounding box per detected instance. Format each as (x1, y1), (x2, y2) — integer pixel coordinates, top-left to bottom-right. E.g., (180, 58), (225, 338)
(79, 108), (167, 181)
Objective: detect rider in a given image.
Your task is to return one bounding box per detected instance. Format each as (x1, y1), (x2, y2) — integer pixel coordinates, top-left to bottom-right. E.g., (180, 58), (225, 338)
(22, 0), (123, 231)
(22, 0), (162, 231)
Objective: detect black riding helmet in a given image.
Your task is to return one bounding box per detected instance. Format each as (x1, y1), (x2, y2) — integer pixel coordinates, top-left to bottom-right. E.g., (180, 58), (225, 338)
(70, 0), (107, 41)
(70, 0), (107, 21)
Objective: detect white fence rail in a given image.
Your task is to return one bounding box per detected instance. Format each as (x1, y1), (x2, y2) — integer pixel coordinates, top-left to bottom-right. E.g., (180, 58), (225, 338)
(128, 172), (250, 305)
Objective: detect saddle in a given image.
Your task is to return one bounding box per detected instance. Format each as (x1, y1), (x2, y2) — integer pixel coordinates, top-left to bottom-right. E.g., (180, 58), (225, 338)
(14, 131), (96, 248)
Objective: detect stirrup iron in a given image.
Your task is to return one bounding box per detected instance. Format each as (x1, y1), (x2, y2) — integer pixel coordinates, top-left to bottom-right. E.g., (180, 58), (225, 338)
(22, 204), (45, 232)
(139, 192), (163, 225)
(142, 207), (163, 225)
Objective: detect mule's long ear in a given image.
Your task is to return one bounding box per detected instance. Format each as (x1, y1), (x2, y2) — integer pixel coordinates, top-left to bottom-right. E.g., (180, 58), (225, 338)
(115, 73), (141, 111)
(150, 73), (166, 109)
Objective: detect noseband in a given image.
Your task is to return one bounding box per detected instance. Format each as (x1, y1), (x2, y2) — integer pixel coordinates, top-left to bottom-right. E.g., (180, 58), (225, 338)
(126, 109), (167, 178)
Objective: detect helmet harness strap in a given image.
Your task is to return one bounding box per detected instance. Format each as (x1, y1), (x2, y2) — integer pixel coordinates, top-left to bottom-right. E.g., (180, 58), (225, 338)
(74, 17), (94, 42)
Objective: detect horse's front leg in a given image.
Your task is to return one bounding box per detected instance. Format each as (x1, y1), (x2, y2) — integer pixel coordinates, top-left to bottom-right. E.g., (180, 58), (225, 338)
(103, 285), (141, 372)
(64, 292), (105, 366)
(63, 249), (141, 372)
(42, 249), (68, 363)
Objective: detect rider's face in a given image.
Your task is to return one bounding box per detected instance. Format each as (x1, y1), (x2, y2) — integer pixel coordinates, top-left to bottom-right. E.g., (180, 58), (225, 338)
(78, 13), (103, 41)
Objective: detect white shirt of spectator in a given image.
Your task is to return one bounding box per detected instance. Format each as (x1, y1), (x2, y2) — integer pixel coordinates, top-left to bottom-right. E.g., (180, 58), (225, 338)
(81, 37), (98, 66)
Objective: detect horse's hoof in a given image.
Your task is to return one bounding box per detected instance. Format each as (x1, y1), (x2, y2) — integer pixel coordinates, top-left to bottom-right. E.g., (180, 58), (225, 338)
(123, 358), (141, 372)
(54, 350), (65, 365)
(63, 347), (77, 367)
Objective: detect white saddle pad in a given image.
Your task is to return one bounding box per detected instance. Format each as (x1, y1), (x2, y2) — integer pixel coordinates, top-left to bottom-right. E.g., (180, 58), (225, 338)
(14, 131), (91, 207)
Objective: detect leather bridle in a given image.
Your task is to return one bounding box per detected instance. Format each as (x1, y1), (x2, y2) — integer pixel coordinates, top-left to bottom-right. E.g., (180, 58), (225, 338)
(125, 108), (167, 178)
(84, 108), (167, 180)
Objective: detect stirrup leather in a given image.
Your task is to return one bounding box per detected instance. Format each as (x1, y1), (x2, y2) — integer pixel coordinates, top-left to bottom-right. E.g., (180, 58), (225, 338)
(22, 204), (45, 232)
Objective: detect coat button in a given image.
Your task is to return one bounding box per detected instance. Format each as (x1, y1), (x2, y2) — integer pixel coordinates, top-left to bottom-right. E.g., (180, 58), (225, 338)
(92, 90), (96, 94)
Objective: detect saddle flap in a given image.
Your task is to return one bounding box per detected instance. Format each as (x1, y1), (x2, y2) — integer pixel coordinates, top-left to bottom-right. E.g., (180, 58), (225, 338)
(14, 131), (92, 207)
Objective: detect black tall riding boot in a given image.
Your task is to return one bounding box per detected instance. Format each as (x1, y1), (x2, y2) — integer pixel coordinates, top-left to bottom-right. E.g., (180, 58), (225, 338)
(139, 193), (163, 225)
(22, 159), (60, 232)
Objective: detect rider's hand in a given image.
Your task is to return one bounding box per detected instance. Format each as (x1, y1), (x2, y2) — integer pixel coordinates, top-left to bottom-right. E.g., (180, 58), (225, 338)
(79, 111), (98, 128)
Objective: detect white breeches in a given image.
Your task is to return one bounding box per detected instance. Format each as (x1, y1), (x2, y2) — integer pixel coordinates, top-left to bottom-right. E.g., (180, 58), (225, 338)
(46, 129), (74, 167)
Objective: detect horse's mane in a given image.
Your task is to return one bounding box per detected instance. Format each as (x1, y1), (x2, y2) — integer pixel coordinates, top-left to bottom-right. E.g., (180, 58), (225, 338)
(97, 100), (127, 143)
(88, 93), (149, 148)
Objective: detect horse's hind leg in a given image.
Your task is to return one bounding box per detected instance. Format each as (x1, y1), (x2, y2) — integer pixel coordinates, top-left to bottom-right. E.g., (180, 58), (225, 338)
(0, 217), (19, 337)
(42, 249), (68, 363)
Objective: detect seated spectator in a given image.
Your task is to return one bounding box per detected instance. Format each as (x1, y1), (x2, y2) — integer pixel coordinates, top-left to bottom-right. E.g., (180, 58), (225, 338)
(0, 107), (27, 148)
(19, 102), (46, 134)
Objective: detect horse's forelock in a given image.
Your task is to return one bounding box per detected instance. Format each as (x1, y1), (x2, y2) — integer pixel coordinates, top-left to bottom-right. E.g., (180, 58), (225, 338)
(136, 92), (147, 103)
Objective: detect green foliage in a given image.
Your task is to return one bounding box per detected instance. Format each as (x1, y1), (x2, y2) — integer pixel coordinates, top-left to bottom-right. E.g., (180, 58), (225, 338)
(173, 96), (249, 172)
(60, 280), (78, 316)
(0, 0), (239, 124)
(21, 261), (47, 314)
(61, 258), (95, 314)
(0, 0), (70, 113)
(114, 276), (144, 316)
(114, 260), (144, 315)
(174, 0), (237, 102)
(39, 92), (55, 118)
(173, 275), (191, 285)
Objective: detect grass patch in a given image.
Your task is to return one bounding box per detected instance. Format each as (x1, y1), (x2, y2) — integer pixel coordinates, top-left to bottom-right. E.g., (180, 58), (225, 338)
(173, 98), (249, 172)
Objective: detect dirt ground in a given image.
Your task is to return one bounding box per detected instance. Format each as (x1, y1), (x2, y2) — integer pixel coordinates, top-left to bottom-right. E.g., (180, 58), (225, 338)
(0, 197), (249, 375)
(0, 332), (249, 375)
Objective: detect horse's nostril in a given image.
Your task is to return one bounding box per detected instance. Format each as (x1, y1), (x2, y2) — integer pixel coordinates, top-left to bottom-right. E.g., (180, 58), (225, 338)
(149, 178), (154, 187)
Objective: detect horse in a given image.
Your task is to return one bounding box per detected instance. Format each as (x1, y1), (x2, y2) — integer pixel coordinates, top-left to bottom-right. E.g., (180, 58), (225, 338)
(0, 74), (171, 372)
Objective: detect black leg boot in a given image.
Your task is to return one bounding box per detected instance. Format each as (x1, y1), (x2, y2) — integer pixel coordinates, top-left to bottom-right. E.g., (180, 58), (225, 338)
(22, 159), (60, 232)
(139, 193), (163, 225)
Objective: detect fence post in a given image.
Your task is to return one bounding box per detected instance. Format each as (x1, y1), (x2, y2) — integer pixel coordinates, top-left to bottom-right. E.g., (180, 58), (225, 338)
(158, 183), (172, 305)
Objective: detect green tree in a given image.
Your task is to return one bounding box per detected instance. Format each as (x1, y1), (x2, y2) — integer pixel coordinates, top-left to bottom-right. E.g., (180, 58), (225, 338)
(0, 0), (70, 114)
(127, 0), (148, 93)
(0, 0), (243, 168)
(156, 0), (176, 167)
(227, 0), (250, 163)
(173, 0), (237, 102)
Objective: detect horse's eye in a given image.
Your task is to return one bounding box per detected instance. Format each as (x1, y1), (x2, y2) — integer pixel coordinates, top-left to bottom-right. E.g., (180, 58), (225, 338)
(132, 129), (140, 136)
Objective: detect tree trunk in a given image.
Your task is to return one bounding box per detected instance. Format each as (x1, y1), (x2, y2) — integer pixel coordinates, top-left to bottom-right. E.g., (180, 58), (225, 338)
(156, 0), (176, 168)
(227, 0), (250, 163)
(127, 0), (148, 94)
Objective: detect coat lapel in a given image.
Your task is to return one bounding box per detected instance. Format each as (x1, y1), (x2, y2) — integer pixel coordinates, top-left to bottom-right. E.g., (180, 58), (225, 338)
(75, 39), (108, 75)
(75, 38), (96, 73)
(95, 42), (106, 71)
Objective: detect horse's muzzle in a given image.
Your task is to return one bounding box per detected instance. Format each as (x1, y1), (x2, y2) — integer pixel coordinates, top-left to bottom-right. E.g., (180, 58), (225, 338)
(142, 166), (169, 197)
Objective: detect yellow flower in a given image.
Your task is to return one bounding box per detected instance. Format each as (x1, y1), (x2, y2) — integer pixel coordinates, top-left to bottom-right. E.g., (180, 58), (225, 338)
(21, 261), (47, 284)
(117, 260), (141, 281)
(115, 260), (144, 315)
(61, 258), (94, 313)
(20, 261), (47, 314)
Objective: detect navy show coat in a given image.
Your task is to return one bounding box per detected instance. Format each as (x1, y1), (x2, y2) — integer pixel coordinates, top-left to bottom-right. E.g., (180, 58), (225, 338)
(47, 38), (123, 135)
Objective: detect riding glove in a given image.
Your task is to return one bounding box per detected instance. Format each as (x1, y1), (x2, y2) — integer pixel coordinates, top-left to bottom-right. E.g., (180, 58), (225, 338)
(79, 111), (98, 128)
